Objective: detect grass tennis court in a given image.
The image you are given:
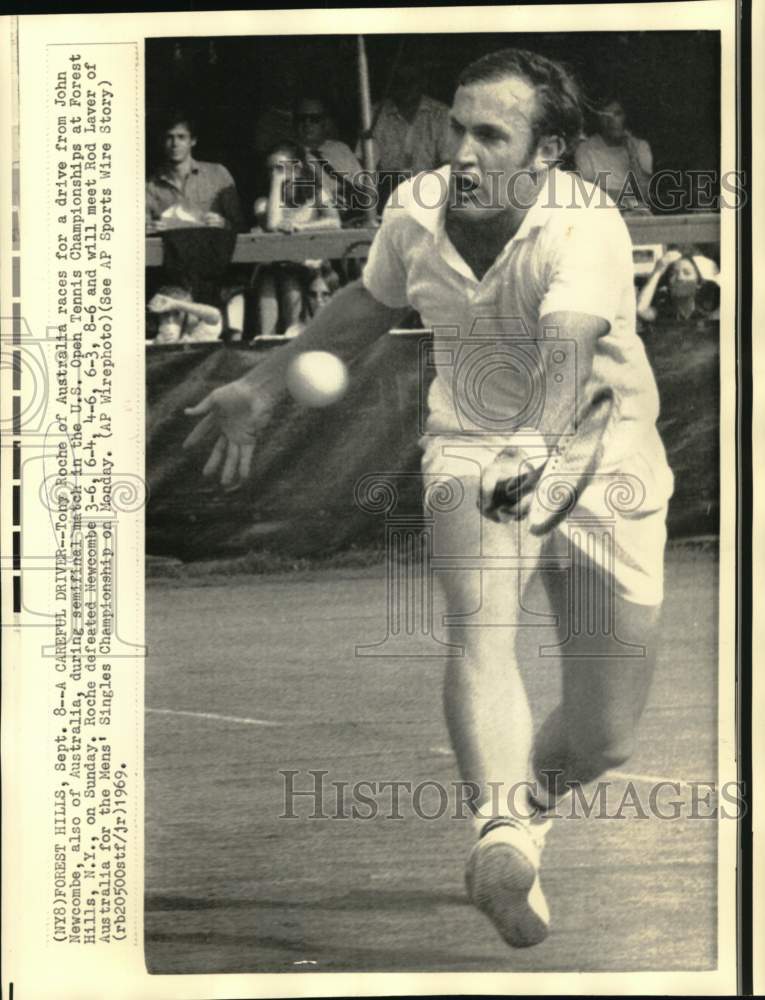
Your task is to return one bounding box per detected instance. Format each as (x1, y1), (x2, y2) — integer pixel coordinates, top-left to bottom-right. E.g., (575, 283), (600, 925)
(145, 540), (717, 974)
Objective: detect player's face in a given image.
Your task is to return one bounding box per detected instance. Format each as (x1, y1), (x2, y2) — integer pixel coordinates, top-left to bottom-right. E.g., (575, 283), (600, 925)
(163, 125), (196, 165)
(448, 77), (550, 219)
(295, 100), (329, 146)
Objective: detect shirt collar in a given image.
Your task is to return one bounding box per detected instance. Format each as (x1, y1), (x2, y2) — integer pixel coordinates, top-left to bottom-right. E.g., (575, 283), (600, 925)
(157, 157), (200, 185)
(406, 165), (561, 281)
(508, 167), (559, 242)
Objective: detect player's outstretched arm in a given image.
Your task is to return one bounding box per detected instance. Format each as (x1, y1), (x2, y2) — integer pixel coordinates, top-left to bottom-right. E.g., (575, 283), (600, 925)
(183, 280), (408, 487)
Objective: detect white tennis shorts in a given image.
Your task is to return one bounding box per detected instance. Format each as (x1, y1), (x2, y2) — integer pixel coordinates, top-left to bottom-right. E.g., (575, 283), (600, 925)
(420, 426), (674, 607)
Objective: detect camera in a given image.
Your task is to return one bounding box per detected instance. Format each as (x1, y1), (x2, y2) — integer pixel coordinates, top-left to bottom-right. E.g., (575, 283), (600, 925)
(419, 320), (579, 437)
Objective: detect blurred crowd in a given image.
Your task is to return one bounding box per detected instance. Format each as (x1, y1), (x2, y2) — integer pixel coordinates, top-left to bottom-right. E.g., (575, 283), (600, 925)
(145, 62), (720, 346)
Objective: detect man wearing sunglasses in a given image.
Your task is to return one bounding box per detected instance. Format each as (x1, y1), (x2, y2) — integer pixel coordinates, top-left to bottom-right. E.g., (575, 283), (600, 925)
(294, 96), (367, 220)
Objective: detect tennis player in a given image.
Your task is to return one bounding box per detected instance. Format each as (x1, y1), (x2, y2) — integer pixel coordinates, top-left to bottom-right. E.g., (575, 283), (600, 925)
(184, 48), (674, 949)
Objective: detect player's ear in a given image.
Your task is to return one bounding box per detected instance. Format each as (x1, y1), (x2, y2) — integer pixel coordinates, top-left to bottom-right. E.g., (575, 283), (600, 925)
(532, 135), (565, 170)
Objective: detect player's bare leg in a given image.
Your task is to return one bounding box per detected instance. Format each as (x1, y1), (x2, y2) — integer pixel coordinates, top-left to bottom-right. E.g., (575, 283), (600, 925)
(434, 474), (535, 801)
(433, 471), (551, 946)
(441, 571), (535, 807)
(532, 538), (660, 806)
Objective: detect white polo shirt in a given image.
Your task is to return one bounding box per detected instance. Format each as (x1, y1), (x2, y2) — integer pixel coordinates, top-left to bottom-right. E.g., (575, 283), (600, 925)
(363, 166), (669, 470)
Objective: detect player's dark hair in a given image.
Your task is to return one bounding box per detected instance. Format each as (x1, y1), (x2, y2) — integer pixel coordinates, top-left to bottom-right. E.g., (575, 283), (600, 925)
(457, 48), (584, 159)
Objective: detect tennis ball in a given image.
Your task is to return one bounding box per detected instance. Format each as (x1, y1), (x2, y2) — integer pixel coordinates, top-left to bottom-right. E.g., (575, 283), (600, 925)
(286, 351), (349, 408)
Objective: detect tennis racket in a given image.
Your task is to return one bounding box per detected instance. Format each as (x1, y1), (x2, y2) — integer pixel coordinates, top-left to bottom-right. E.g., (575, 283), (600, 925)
(486, 388), (615, 535)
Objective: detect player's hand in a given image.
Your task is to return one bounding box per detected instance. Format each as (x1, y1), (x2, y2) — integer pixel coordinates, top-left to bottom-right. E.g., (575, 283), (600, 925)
(146, 219), (168, 234)
(183, 379), (275, 490)
(479, 447), (546, 523)
(276, 220), (297, 234)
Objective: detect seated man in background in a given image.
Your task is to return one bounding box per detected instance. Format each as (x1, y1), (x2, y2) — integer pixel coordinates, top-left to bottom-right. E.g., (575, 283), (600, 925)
(147, 285), (223, 344)
(575, 98), (653, 213)
(146, 113), (243, 232)
(359, 61), (451, 202)
(294, 95), (368, 222)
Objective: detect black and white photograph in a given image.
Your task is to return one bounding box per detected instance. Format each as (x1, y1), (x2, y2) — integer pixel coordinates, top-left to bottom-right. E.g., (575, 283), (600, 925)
(2, 3), (757, 997)
(136, 11), (731, 983)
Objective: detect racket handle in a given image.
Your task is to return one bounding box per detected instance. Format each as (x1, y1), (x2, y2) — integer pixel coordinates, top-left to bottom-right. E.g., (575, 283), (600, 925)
(482, 389), (615, 529)
(527, 389), (615, 535)
(488, 463), (545, 520)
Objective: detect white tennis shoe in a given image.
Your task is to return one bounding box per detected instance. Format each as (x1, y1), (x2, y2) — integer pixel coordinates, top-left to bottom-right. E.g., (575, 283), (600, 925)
(465, 816), (552, 948)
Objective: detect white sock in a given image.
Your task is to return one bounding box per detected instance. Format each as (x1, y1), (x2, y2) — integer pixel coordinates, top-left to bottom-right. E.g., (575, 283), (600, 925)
(472, 794), (535, 838)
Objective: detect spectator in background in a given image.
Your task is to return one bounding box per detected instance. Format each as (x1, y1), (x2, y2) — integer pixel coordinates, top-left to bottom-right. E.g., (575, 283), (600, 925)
(295, 95), (368, 221)
(251, 64), (341, 196)
(575, 99), (653, 213)
(146, 114), (243, 232)
(254, 140), (342, 234)
(147, 285), (223, 344)
(360, 62), (451, 185)
(252, 65), (302, 163)
(251, 141), (341, 337)
(283, 263), (341, 338)
(637, 249), (720, 326)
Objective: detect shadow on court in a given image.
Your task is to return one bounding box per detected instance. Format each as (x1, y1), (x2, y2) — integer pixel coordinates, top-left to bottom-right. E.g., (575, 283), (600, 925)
(144, 541), (718, 974)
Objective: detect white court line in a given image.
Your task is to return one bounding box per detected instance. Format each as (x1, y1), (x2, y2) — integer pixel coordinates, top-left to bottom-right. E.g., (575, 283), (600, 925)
(429, 751), (697, 787)
(608, 769), (702, 786)
(146, 708), (282, 727)
(147, 725), (697, 784)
